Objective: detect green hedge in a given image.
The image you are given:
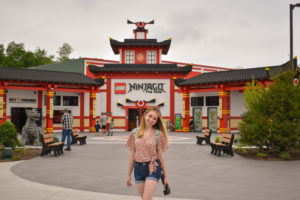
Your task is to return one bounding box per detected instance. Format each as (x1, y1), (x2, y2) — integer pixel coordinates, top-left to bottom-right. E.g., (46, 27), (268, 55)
(0, 121), (21, 148)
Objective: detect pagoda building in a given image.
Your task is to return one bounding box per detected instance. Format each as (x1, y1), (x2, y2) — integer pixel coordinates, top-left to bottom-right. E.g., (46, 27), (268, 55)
(87, 20), (192, 130)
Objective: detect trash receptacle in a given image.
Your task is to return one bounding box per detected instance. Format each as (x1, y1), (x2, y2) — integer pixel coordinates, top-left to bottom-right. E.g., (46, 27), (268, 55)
(2, 147), (13, 160)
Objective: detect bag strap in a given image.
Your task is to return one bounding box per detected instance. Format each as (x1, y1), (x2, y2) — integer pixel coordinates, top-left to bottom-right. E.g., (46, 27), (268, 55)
(133, 128), (159, 145)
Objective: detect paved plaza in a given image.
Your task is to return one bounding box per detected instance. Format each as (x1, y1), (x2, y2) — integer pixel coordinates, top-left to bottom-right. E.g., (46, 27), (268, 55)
(1, 131), (300, 200)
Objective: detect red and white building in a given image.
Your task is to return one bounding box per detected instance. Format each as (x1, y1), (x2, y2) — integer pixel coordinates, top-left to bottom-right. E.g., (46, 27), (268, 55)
(0, 20), (293, 133)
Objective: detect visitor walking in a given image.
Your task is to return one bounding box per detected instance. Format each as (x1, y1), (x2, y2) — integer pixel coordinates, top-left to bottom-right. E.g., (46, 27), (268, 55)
(61, 108), (73, 151)
(126, 107), (169, 200)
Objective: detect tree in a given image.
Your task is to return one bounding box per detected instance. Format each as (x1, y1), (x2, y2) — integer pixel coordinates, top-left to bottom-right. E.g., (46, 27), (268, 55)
(0, 41), (55, 68)
(57, 43), (73, 62)
(0, 44), (5, 66)
(3, 41), (26, 68)
(239, 71), (300, 153)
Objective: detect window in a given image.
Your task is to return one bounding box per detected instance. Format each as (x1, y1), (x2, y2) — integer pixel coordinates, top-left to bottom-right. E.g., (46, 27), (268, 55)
(44, 95), (61, 106)
(63, 96), (78, 106)
(191, 97), (204, 107)
(206, 96), (219, 106)
(147, 51), (156, 64)
(125, 50), (134, 64)
(53, 109), (72, 124)
(53, 110), (64, 124)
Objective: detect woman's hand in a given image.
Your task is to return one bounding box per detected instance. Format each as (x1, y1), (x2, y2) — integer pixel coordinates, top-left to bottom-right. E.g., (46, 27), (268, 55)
(163, 175), (168, 187)
(126, 176), (132, 187)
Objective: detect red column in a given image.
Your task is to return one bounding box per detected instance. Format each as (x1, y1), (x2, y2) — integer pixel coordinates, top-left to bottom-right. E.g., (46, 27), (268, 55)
(106, 77), (111, 132)
(219, 90), (230, 134)
(0, 88), (7, 125)
(170, 78), (175, 125)
(89, 89), (96, 132)
(182, 88), (190, 132)
(38, 91), (43, 109)
(80, 92), (84, 132)
(45, 89), (54, 133)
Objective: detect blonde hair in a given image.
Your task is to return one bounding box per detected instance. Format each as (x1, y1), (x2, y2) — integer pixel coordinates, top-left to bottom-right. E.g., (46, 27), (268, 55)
(137, 107), (169, 143)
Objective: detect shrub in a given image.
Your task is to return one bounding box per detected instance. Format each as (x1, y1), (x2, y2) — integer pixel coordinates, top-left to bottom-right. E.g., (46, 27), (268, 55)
(279, 151), (291, 160)
(0, 121), (21, 148)
(53, 134), (59, 143)
(215, 136), (221, 143)
(257, 152), (268, 158)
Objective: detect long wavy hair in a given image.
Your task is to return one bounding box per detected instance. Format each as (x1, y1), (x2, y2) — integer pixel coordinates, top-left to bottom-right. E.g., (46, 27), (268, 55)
(137, 107), (169, 143)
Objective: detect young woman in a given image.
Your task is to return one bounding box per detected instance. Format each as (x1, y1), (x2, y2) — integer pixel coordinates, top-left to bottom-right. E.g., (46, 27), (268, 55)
(126, 107), (169, 200)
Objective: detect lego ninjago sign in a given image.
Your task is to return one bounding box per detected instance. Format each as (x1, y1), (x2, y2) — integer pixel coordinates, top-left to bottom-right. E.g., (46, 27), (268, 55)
(115, 83), (126, 94)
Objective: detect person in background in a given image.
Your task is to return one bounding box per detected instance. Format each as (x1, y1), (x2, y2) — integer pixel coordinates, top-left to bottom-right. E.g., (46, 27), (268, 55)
(126, 107), (169, 200)
(108, 119), (114, 136)
(61, 108), (73, 151)
(95, 120), (100, 136)
(100, 113), (108, 136)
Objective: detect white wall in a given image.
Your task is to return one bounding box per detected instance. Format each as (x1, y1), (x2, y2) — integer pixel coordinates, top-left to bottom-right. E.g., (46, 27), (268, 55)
(111, 79), (170, 117)
(6, 90), (38, 116)
(230, 91), (246, 116)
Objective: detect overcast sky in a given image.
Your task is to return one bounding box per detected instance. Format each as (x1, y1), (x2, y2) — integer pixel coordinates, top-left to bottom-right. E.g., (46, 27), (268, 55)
(1, 0), (300, 69)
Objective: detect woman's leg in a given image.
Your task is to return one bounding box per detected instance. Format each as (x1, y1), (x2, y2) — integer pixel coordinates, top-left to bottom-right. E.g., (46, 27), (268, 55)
(136, 183), (145, 198)
(143, 179), (158, 200)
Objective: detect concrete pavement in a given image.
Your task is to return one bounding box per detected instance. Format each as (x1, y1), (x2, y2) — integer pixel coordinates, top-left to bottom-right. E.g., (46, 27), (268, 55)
(1, 132), (300, 200)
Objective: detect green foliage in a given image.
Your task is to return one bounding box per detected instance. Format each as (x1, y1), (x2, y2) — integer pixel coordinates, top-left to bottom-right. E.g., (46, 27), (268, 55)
(257, 152), (268, 158)
(279, 151), (291, 160)
(57, 43), (73, 62)
(239, 71), (300, 152)
(234, 143), (248, 153)
(0, 142), (4, 150)
(53, 134), (59, 143)
(0, 121), (21, 148)
(215, 136), (221, 143)
(0, 41), (58, 68)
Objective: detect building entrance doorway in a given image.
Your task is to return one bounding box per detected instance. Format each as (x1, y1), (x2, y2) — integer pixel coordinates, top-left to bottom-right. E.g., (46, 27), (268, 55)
(128, 108), (148, 131)
(10, 107), (42, 133)
(128, 108), (139, 131)
(207, 107), (218, 132)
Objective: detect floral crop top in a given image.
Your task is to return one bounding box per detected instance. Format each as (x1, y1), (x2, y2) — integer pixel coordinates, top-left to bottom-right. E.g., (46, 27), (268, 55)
(126, 129), (168, 174)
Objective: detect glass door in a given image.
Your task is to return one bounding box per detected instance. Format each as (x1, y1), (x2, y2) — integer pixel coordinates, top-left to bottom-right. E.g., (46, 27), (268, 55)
(193, 107), (202, 132)
(207, 107), (218, 132)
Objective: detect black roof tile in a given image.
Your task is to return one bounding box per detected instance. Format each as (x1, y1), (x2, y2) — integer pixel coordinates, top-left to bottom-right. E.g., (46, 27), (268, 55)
(0, 67), (103, 86)
(177, 60), (291, 86)
(110, 38), (171, 55)
(88, 64), (192, 75)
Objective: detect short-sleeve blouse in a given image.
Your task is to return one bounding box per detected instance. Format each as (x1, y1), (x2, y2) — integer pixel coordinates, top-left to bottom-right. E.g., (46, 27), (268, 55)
(126, 129), (168, 174)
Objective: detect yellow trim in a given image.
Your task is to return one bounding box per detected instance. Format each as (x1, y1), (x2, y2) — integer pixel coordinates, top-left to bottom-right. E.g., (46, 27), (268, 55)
(89, 127), (95, 132)
(0, 90), (4, 95)
(90, 94), (96, 98)
(222, 110), (230, 114)
(219, 91), (229, 96)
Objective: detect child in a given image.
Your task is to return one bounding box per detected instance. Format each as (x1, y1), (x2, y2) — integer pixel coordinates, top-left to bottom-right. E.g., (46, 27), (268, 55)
(126, 107), (169, 199)
(95, 120), (100, 136)
(108, 119), (114, 136)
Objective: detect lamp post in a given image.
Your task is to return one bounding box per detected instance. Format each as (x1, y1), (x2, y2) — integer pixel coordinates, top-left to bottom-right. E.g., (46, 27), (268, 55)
(290, 3), (300, 71)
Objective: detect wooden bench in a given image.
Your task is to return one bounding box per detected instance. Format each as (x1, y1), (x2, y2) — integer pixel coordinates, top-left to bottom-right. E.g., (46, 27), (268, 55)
(71, 129), (87, 145)
(41, 134), (64, 156)
(196, 129), (212, 145)
(210, 133), (235, 156)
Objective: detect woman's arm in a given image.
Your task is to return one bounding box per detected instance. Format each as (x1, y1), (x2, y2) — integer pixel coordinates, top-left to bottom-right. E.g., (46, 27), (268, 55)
(126, 150), (135, 187)
(158, 150), (168, 186)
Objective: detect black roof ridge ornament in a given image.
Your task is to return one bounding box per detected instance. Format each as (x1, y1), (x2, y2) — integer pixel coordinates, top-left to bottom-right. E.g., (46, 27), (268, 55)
(127, 19), (154, 31)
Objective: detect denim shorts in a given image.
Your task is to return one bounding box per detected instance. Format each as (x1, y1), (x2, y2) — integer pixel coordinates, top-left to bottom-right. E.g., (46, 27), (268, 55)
(134, 160), (162, 183)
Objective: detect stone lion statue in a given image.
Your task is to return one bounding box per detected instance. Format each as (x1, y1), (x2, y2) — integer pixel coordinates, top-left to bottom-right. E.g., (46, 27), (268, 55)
(21, 109), (44, 146)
